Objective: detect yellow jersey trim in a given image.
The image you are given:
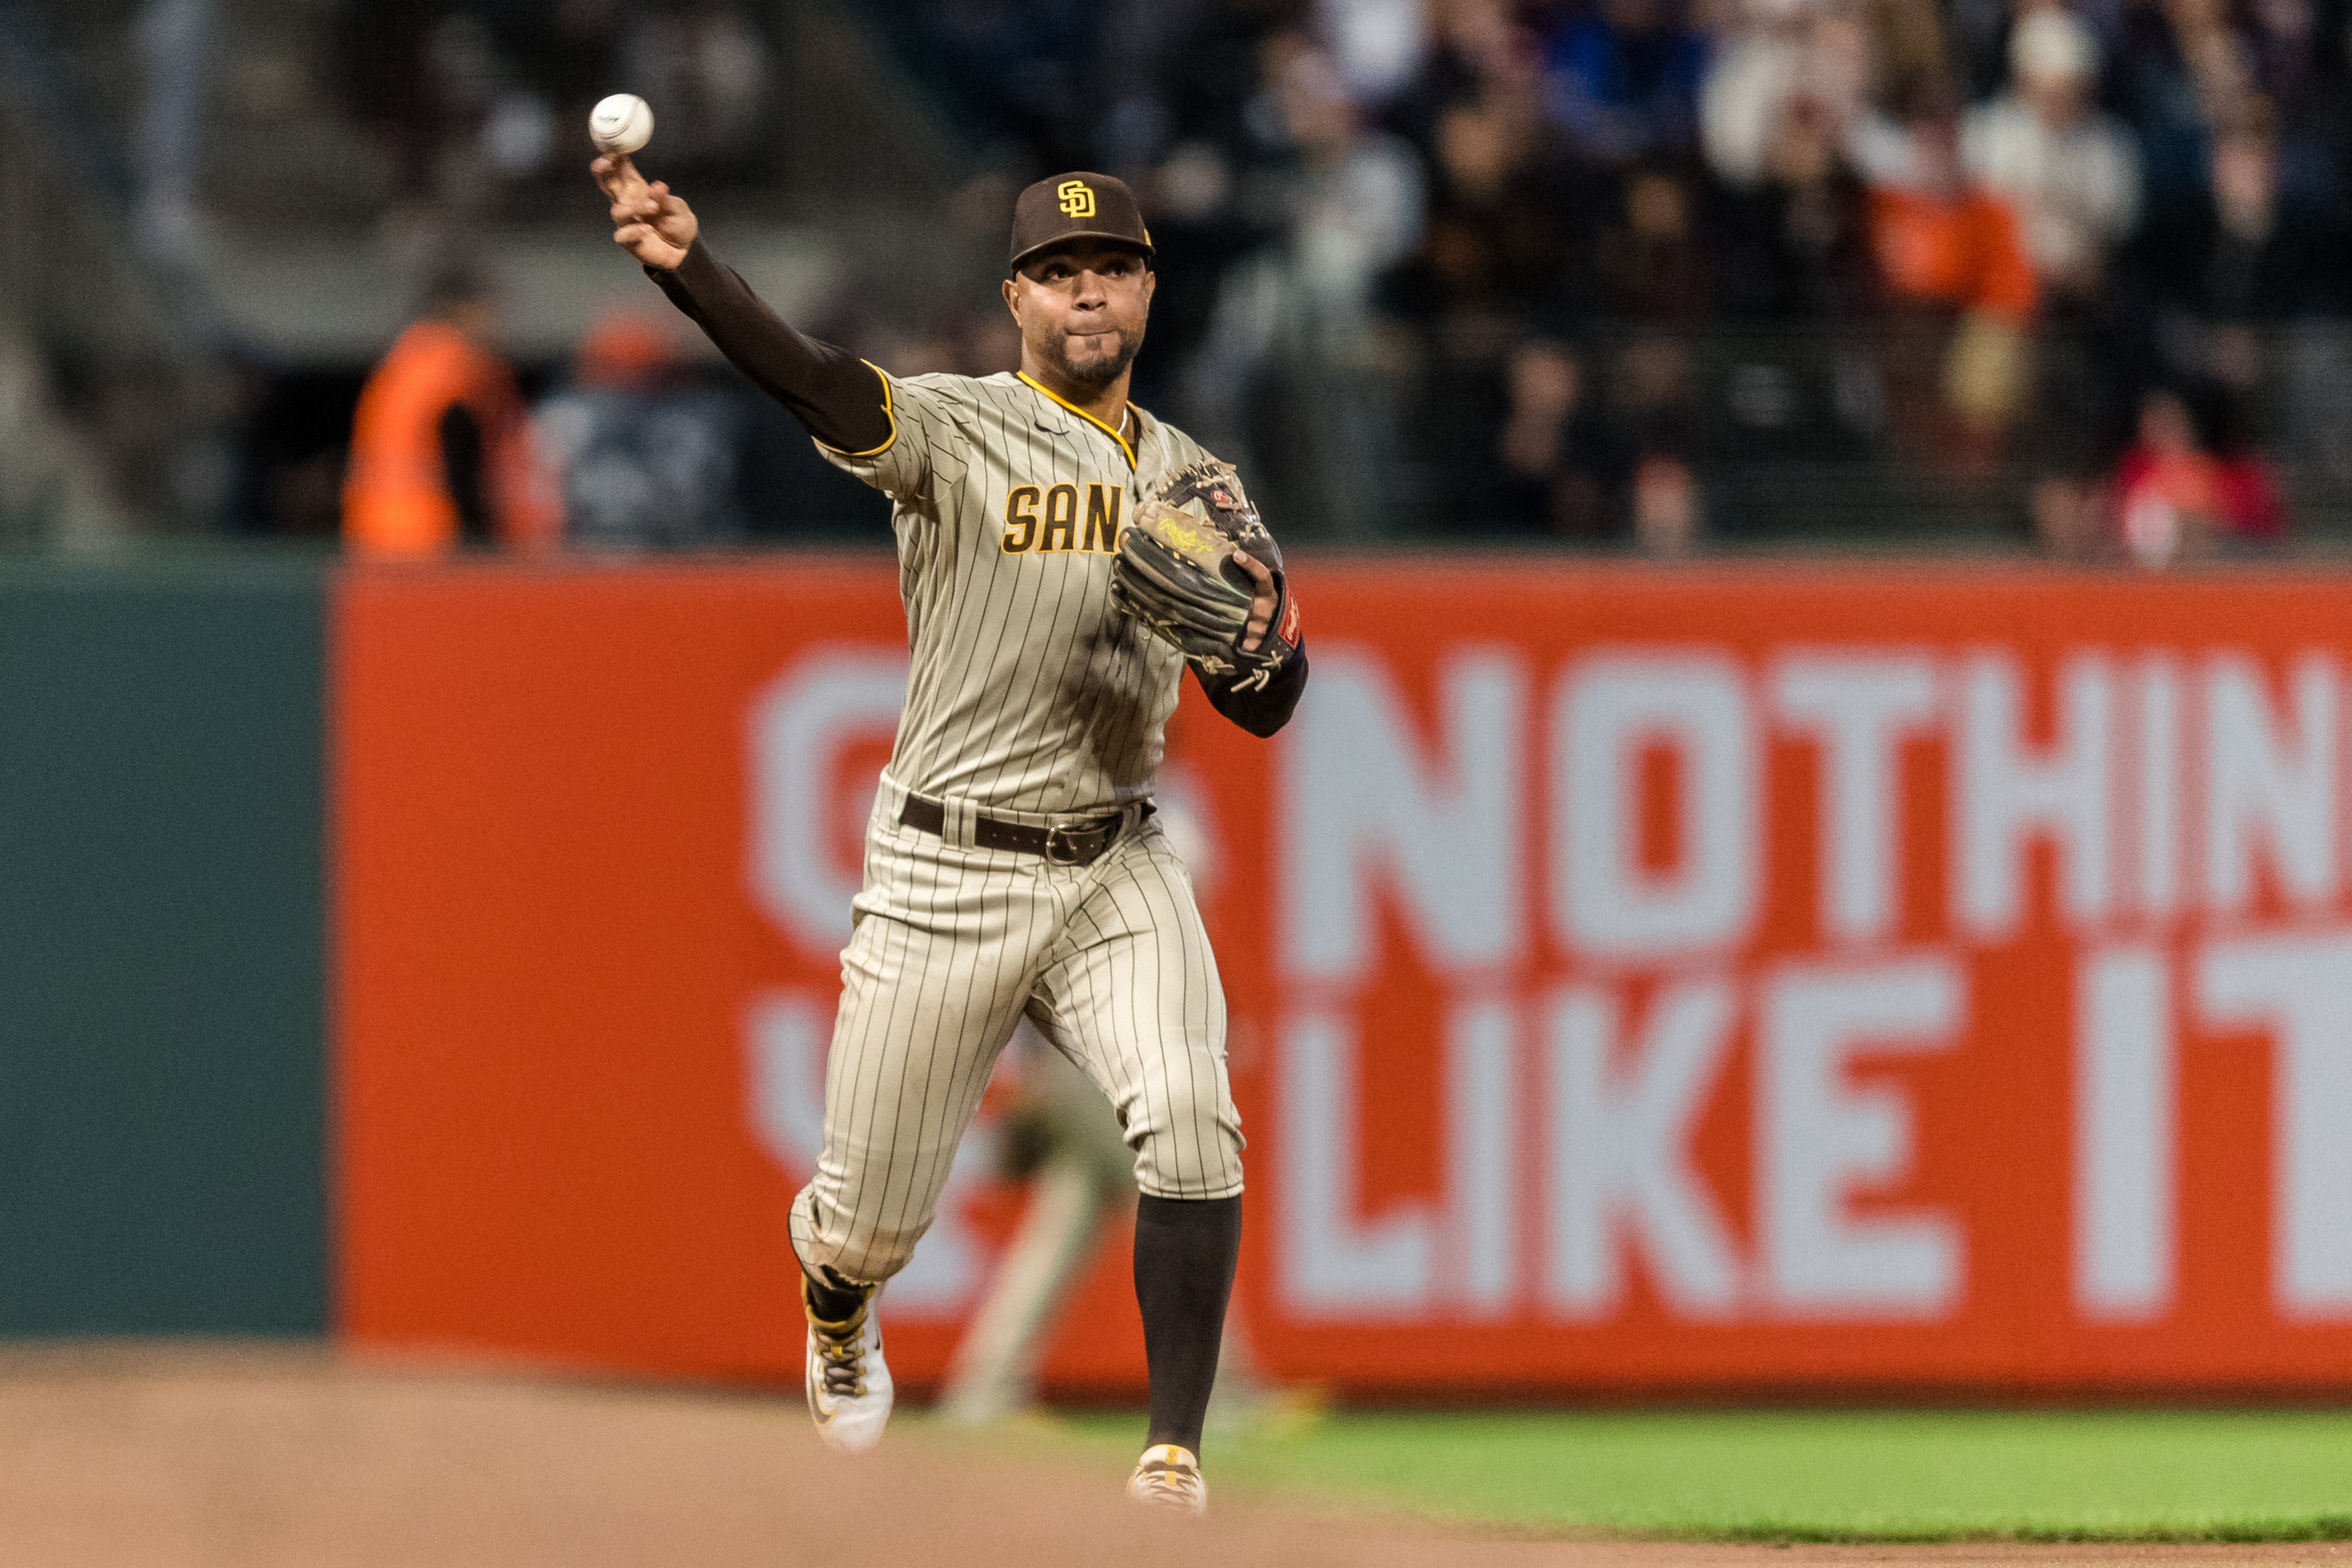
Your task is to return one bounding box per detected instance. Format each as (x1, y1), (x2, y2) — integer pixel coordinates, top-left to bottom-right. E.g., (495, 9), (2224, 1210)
(1017, 371), (1135, 470)
(813, 361), (898, 459)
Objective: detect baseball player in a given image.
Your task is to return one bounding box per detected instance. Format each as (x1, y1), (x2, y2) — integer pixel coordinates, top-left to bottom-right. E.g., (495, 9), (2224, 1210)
(592, 154), (1308, 1514)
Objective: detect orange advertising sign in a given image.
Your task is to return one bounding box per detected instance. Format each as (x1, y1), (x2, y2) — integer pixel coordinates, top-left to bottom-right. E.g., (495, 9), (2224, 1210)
(337, 561), (2352, 1395)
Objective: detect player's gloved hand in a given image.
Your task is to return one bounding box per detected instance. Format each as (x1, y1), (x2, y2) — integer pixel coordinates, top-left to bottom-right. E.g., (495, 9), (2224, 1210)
(1111, 459), (1303, 692)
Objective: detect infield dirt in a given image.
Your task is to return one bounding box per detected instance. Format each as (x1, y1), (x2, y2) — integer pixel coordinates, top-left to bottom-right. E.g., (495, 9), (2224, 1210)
(0, 1345), (2346, 1568)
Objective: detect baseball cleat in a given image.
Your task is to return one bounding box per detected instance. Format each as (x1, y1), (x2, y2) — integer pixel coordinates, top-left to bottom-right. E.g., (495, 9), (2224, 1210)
(1125, 1444), (1207, 1515)
(803, 1276), (892, 1455)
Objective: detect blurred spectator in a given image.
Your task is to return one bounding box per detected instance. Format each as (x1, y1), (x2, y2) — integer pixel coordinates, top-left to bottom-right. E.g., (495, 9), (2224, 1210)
(1853, 105), (2039, 325)
(1393, 97), (1594, 315)
(1181, 30), (1424, 533)
(1962, 10), (2142, 301)
(2112, 383), (2284, 565)
(1855, 0), (1956, 116)
(1850, 100), (2039, 451)
(2032, 459), (2105, 555)
(1319, 0), (1432, 105)
(2201, 388), (2290, 544)
(1609, 335), (1704, 535)
(1597, 165), (1714, 318)
(1966, 9), (2144, 532)
(1275, 36), (1427, 291)
(1396, 0), (1552, 132)
(2113, 0), (2264, 223)
(533, 313), (747, 550)
(1541, 0), (1710, 165)
(342, 264), (560, 559)
(1701, 0), (1872, 187)
(1713, 94), (1877, 320)
(1497, 339), (1620, 533)
(2203, 107), (2312, 321)
(2133, 100), (2331, 392)
(1630, 450), (1705, 553)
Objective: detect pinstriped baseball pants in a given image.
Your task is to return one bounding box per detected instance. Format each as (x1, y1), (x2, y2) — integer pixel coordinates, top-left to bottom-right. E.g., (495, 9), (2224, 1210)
(789, 776), (1245, 1287)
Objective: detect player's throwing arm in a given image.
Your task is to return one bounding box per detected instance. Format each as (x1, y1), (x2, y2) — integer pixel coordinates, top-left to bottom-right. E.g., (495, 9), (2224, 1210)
(591, 124), (1307, 1512)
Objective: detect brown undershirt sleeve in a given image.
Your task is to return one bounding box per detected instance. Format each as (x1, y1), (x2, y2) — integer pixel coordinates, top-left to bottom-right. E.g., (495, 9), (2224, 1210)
(646, 238), (894, 454)
(1195, 644), (1309, 738)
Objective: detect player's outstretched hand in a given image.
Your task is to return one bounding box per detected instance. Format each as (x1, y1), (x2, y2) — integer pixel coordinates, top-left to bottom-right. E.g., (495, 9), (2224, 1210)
(592, 152), (697, 270)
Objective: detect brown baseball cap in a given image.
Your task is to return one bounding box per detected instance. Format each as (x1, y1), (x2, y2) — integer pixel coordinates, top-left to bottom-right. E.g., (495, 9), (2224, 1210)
(1009, 172), (1154, 272)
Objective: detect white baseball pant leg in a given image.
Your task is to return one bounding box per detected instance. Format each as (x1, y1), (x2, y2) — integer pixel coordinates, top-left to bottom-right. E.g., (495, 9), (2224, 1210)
(789, 791), (1244, 1287)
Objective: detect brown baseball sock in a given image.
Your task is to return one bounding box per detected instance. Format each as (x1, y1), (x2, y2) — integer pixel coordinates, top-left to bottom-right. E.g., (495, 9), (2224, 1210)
(802, 1265), (870, 1323)
(1132, 1192), (1242, 1459)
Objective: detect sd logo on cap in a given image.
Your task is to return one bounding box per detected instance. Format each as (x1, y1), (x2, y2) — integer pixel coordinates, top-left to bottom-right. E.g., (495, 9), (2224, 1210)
(1010, 172), (1154, 272)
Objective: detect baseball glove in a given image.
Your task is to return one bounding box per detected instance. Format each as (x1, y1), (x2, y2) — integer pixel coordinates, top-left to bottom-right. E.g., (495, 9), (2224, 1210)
(1111, 459), (1302, 688)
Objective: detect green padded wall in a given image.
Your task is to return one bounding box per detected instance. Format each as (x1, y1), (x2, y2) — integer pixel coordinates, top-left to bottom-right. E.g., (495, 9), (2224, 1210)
(0, 560), (324, 1332)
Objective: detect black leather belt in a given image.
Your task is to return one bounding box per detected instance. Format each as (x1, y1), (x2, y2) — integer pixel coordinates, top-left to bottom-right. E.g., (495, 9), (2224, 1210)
(898, 793), (1148, 866)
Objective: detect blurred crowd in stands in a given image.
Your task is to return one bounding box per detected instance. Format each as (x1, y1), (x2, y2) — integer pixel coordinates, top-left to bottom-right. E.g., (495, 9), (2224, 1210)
(835, 0), (2352, 558)
(195, 0), (2352, 556)
(334, 0), (782, 221)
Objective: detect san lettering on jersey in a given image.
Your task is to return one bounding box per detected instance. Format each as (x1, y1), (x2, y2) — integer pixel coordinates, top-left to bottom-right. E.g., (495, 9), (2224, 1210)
(817, 368), (1206, 813)
(1002, 482), (1123, 554)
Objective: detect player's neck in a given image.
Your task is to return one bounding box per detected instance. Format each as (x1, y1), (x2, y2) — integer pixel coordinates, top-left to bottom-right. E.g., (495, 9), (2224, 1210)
(1019, 357), (1132, 437)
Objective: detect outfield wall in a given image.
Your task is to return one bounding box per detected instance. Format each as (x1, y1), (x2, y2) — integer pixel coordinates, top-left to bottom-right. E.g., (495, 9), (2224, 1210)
(0, 563), (324, 1334)
(333, 561), (2352, 1396)
(5, 557), (2349, 1393)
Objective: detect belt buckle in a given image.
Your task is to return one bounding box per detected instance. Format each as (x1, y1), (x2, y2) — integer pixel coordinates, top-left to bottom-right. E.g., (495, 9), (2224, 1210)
(1044, 823), (1090, 865)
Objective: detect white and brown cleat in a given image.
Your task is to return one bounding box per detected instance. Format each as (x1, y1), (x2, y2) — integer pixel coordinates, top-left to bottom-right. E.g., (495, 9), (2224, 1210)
(802, 1277), (892, 1455)
(1125, 1443), (1208, 1515)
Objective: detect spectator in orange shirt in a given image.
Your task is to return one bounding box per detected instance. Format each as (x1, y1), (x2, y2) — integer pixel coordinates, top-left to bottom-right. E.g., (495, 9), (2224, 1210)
(1849, 95), (2039, 464)
(1856, 99), (2038, 318)
(342, 265), (560, 559)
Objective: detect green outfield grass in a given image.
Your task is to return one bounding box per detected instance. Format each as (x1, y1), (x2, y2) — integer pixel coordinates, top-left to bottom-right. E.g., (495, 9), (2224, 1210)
(1025, 1408), (2352, 1540)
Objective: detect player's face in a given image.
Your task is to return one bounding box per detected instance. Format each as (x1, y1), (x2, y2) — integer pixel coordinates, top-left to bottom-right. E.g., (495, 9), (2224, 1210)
(1004, 240), (1155, 393)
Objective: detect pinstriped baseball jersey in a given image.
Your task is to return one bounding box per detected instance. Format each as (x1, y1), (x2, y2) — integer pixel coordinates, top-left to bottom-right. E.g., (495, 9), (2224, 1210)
(819, 369), (1210, 815)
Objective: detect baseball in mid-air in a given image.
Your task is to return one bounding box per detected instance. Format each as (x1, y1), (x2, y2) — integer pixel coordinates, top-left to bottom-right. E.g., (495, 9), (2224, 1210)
(589, 93), (654, 155)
